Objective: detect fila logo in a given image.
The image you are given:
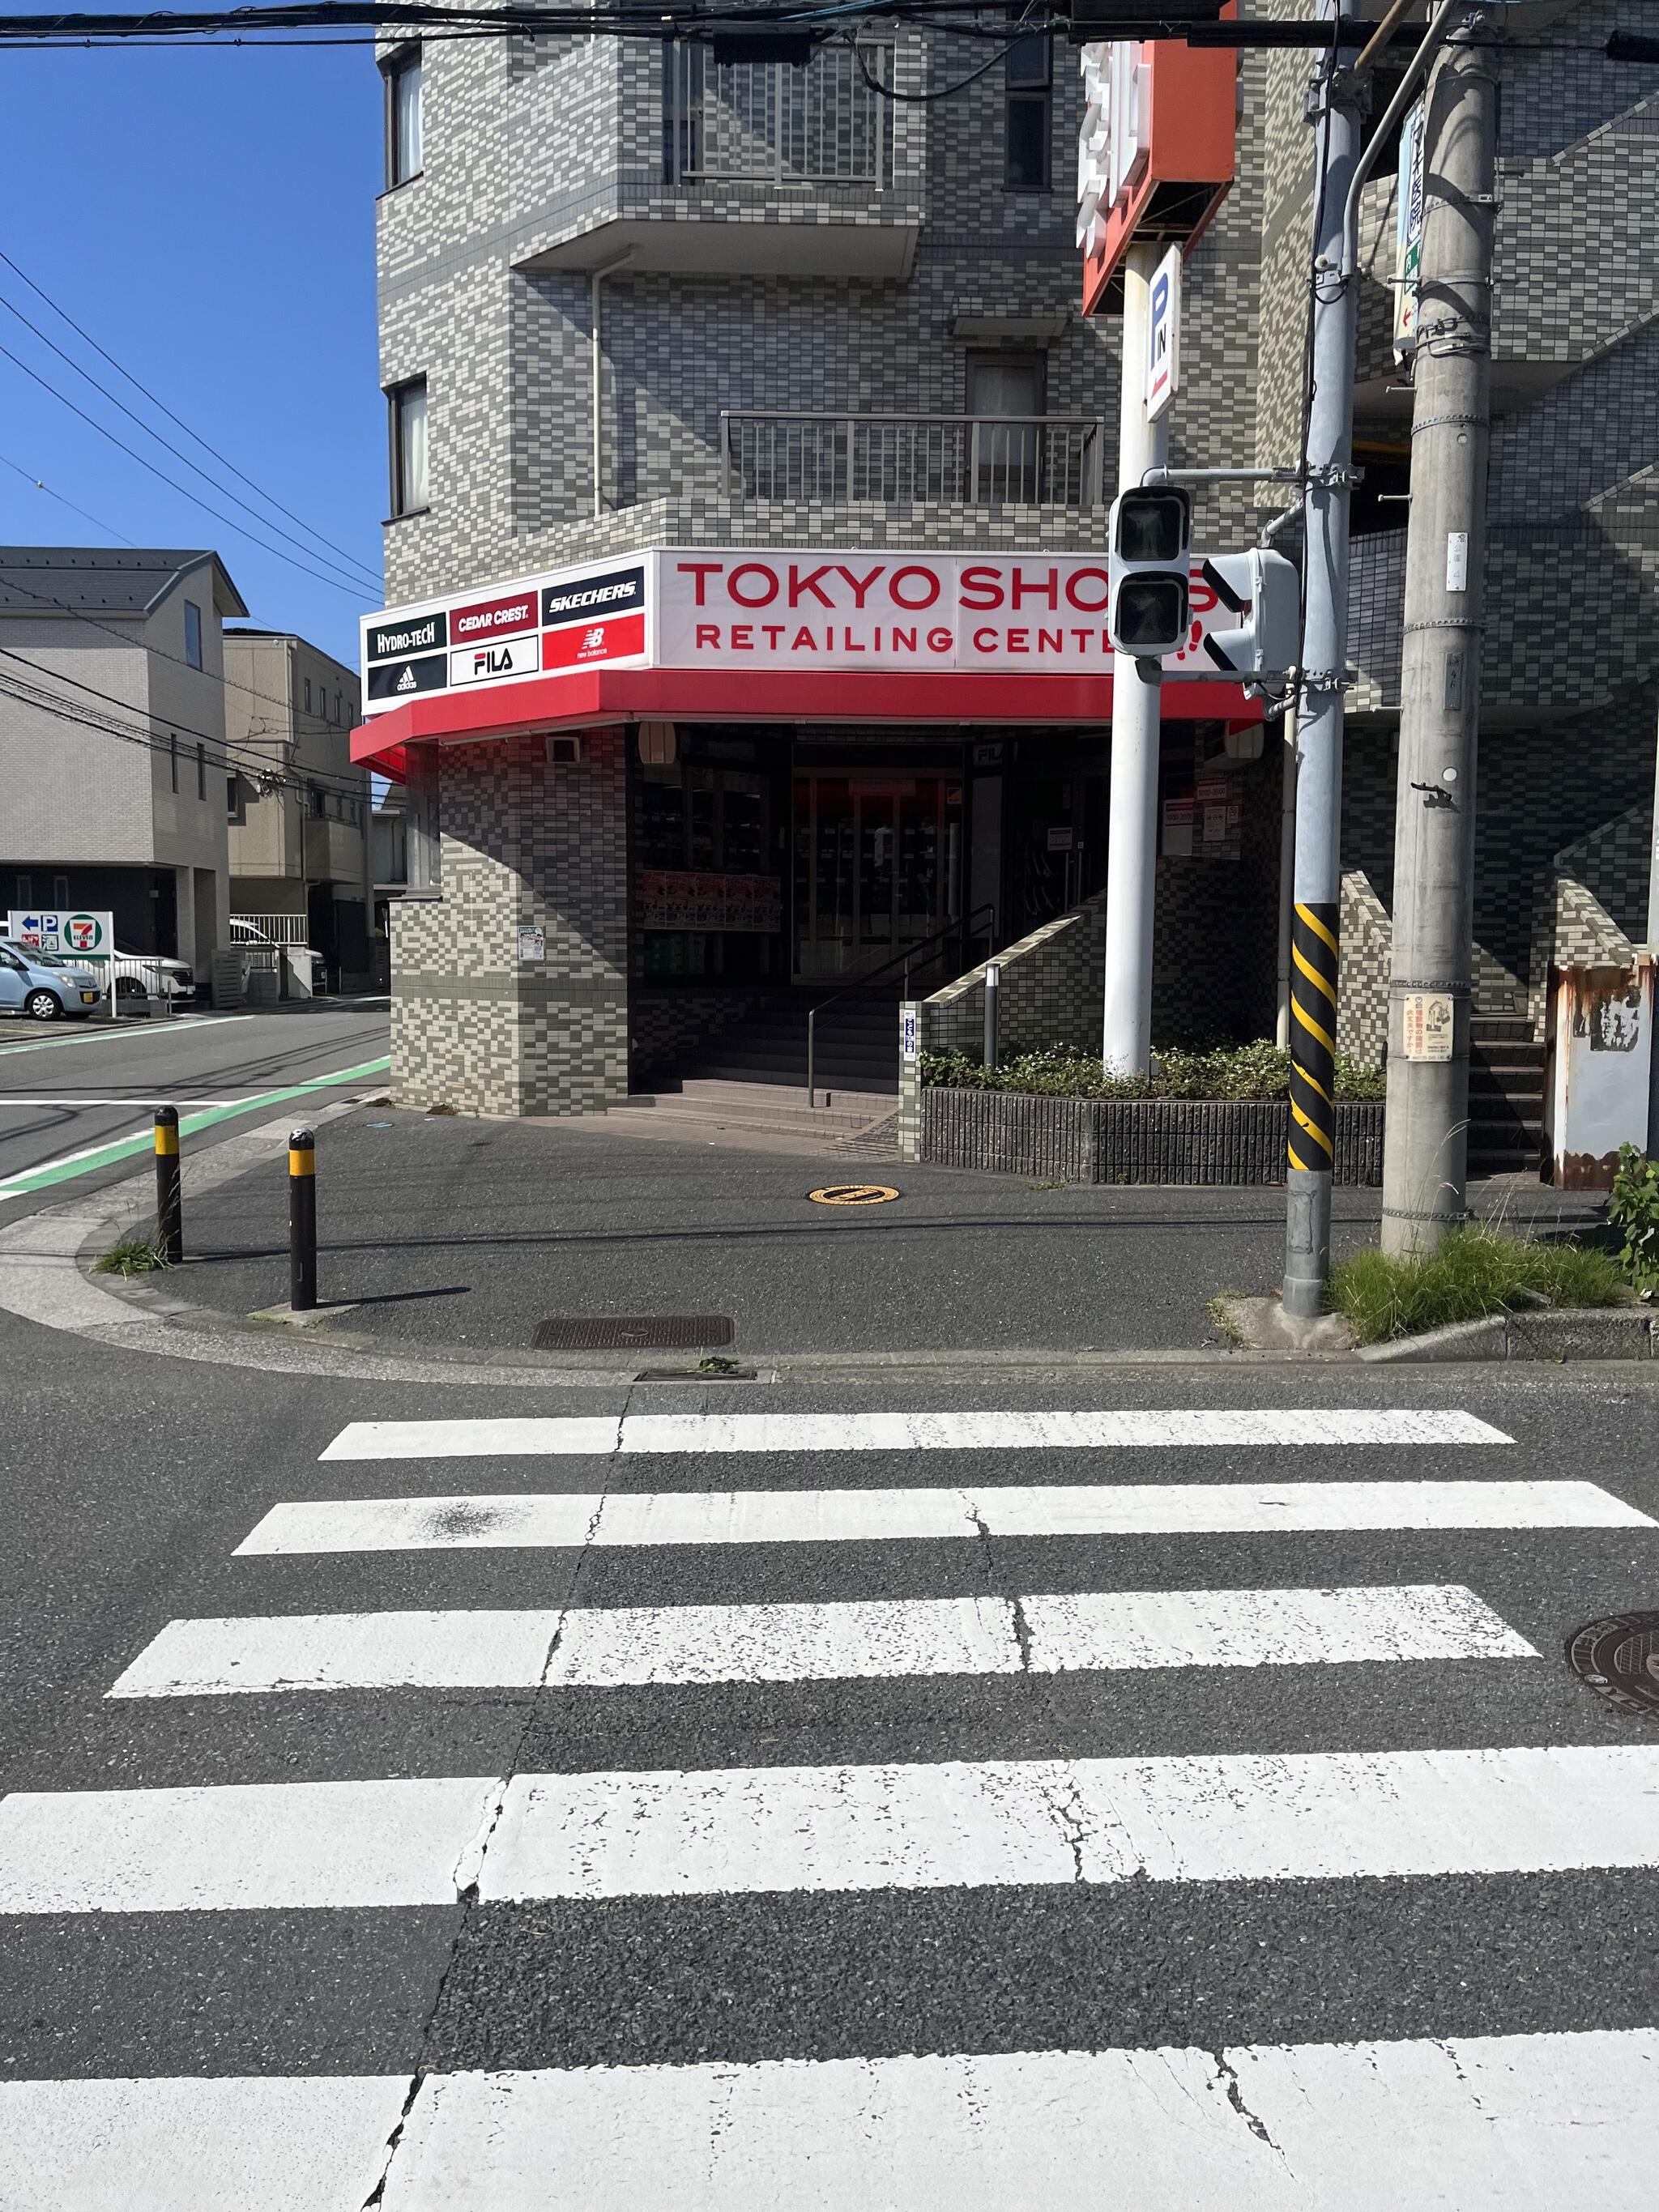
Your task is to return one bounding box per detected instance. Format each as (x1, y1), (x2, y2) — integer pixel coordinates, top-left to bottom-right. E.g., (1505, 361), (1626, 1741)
(450, 633), (540, 685)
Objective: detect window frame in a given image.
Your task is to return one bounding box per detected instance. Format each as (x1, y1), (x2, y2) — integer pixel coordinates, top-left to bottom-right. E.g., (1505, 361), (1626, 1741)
(1004, 26), (1052, 193)
(183, 600), (203, 670)
(168, 733), (179, 795)
(386, 376), (430, 519)
(382, 44), (424, 190)
(196, 742), (207, 802)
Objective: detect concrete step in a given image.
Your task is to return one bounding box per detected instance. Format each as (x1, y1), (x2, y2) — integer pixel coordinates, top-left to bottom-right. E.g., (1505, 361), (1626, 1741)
(614, 1092), (886, 1138)
(675, 1077), (893, 1112)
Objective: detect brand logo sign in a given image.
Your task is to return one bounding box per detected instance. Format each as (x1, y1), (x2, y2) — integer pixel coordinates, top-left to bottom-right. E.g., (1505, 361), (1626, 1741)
(541, 565), (646, 629)
(367, 652), (448, 702)
(366, 611), (447, 661)
(450, 635), (541, 686)
(450, 590), (538, 644)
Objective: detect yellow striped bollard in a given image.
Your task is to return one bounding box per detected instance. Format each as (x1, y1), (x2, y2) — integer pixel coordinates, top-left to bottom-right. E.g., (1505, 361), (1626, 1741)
(153, 1105), (182, 1266)
(288, 1127), (317, 1311)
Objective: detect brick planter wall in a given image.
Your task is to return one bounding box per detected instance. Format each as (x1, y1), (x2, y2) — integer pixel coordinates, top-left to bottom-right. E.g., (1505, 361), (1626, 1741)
(919, 1089), (1385, 1185)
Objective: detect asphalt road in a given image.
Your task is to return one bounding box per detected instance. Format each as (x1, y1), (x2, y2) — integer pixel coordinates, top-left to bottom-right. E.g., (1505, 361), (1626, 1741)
(2, 1285), (1657, 2202)
(0, 1000), (390, 1225)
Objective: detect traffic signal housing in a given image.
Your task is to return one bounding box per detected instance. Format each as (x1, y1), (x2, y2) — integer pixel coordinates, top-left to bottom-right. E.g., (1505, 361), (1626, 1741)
(1198, 549), (1299, 681)
(1107, 485), (1192, 657)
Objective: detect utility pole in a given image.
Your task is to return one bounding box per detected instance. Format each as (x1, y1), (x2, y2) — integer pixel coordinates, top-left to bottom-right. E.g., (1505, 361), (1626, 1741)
(1282, 2), (1362, 1319)
(1380, 24), (1496, 1255)
(1102, 238), (1171, 1077)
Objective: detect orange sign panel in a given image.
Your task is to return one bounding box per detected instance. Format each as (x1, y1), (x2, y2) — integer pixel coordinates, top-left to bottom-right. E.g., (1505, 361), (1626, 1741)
(1079, 38), (1238, 314)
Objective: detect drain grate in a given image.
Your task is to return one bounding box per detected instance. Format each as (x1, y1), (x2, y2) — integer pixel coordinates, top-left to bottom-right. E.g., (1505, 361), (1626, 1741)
(532, 1315), (735, 1351)
(1565, 1610), (1659, 1719)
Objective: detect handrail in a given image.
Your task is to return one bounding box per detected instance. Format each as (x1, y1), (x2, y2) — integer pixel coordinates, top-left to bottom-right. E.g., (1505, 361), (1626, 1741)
(806, 903), (995, 1106)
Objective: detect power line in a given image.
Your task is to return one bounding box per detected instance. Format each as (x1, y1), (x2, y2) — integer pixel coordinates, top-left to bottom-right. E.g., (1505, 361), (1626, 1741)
(0, 247), (382, 591)
(0, 450), (134, 545)
(0, 337), (373, 600)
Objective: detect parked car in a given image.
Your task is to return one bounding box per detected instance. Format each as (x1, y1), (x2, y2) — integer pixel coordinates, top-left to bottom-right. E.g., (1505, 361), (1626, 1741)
(110, 947), (195, 1004)
(229, 918), (326, 993)
(0, 939), (105, 1021)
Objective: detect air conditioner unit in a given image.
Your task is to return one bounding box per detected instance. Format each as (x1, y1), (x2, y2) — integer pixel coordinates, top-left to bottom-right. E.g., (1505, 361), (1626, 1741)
(546, 735), (583, 767)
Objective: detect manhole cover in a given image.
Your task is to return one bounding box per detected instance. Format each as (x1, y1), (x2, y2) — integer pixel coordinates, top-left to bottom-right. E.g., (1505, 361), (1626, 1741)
(808, 1183), (900, 1207)
(532, 1315), (735, 1351)
(1566, 1610), (1659, 1719)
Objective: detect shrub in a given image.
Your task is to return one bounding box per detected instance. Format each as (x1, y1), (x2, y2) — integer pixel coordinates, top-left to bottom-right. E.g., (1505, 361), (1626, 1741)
(93, 1233), (172, 1277)
(1609, 1143), (1659, 1297)
(920, 1038), (1385, 1102)
(1328, 1225), (1627, 1344)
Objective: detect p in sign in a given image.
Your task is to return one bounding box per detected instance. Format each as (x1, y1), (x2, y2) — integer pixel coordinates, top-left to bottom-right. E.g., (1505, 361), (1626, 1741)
(1146, 244), (1182, 424)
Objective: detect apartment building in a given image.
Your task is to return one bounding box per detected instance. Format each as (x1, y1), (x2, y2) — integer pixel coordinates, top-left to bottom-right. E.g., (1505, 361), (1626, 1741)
(356, 15), (1659, 1129)
(0, 546), (245, 984)
(224, 629), (373, 989)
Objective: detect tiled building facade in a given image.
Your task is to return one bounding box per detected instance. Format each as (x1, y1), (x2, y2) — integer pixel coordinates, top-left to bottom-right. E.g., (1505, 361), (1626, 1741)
(372, 10), (1658, 1114)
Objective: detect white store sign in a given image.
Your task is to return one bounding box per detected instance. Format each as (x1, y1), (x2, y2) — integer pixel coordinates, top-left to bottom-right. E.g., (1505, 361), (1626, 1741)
(1146, 244), (1182, 422)
(363, 548), (1250, 714)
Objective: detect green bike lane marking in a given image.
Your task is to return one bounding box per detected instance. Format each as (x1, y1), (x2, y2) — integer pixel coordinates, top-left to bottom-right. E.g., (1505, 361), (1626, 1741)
(0, 1057), (391, 1200)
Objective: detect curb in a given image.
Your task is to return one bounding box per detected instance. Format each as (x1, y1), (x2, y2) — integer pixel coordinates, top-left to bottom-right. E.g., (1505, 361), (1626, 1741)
(1360, 1306), (1656, 1363)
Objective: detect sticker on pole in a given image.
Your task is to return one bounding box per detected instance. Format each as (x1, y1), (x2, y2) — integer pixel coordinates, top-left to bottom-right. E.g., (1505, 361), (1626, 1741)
(808, 1183), (900, 1207)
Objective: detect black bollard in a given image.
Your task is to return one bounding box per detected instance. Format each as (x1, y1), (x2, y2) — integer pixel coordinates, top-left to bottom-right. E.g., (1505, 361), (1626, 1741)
(153, 1106), (183, 1265)
(288, 1126), (317, 1311)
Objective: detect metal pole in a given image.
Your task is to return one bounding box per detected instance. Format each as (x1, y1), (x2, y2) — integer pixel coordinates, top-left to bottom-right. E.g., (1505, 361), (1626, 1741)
(1102, 238), (1171, 1077)
(153, 1105), (182, 1265)
(1275, 703), (1300, 1048)
(1380, 25), (1495, 1255)
(806, 1008), (817, 1109)
(984, 961), (1000, 1071)
(1282, 2), (1363, 1319)
(288, 1125), (317, 1312)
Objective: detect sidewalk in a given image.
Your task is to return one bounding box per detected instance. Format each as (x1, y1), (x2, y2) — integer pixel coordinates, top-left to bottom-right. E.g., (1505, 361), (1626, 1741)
(153, 1106), (1601, 1360)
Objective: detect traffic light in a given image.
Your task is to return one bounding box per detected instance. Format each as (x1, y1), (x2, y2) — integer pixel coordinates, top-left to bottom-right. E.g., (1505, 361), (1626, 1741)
(1107, 485), (1192, 657)
(1198, 550), (1299, 681)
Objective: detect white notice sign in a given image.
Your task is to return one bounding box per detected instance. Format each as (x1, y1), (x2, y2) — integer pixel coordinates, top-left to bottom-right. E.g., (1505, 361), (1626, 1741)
(1402, 991), (1455, 1062)
(1445, 532), (1469, 593)
(1146, 244), (1181, 422)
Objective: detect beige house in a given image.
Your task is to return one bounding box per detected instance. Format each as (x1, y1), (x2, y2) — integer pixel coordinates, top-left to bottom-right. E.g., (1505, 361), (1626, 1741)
(224, 629), (372, 989)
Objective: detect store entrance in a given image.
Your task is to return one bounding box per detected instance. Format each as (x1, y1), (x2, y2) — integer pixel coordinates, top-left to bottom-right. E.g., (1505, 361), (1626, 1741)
(791, 775), (961, 982)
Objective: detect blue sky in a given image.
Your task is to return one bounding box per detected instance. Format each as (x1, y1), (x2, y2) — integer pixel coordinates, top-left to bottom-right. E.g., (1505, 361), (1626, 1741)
(0, 37), (385, 669)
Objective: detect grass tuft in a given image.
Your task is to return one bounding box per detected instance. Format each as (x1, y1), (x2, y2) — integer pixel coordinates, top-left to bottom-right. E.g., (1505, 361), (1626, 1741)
(1328, 1225), (1627, 1344)
(93, 1233), (172, 1277)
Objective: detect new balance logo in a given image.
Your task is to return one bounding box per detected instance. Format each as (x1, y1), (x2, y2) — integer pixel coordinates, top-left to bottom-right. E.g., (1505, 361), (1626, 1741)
(582, 627), (605, 652)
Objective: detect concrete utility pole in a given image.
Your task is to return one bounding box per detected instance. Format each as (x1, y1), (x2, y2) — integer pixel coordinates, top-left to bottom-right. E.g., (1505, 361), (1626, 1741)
(1282, 2), (1362, 1319)
(1102, 239), (1171, 1077)
(1380, 26), (1496, 1255)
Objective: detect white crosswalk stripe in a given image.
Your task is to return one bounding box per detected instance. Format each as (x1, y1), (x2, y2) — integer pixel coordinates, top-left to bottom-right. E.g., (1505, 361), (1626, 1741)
(8, 1404), (1656, 2207)
(6, 2031), (1657, 2208)
(236, 1476), (1653, 1552)
(104, 1583), (1533, 1697)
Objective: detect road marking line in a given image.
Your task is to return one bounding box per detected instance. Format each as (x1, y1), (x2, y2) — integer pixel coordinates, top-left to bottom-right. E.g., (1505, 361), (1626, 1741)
(11, 2033), (1654, 2206)
(0, 2073), (407, 2211)
(4, 1744), (1656, 1912)
(0, 1776), (501, 1912)
(105, 1584), (1531, 1698)
(318, 1409), (1516, 1461)
(236, 1478), (1653, 1555)
(0, 1057), (390, 1198)
(0, 1097), (249, 1106)
(0, 1014), (252, 1058)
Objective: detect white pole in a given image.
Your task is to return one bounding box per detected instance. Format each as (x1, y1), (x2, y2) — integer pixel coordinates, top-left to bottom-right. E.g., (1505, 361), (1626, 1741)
(1102, 239), (1171, 1076)
(1275, 701), (1299, 1048)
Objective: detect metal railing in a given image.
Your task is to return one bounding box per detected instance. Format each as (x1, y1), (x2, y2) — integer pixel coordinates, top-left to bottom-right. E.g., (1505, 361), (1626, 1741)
(720, 412), (1107, 509)
(663, 40), (893, 186)
(806, 903), (996, 1106)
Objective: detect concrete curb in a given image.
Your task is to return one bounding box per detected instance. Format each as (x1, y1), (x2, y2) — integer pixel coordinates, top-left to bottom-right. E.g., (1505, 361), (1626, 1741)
(1361, 1306), (1656, 1363)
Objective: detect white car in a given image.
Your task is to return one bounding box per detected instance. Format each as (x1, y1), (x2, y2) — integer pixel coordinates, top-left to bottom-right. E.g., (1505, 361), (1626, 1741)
(0, 940), (105, 1020)
(111, 947), (195, 1004)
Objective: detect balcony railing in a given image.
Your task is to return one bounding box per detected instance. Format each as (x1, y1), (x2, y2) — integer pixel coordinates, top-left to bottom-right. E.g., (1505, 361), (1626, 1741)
(663, 41), (894, 187)
(719, 411), (1108, 509)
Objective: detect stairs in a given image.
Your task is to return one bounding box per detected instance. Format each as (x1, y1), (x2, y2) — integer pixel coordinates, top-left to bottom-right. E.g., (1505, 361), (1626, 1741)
(603, 1079), (898, 1157)
(1467, 1014), (1546, 1178)
(667, 987), (902, 1097)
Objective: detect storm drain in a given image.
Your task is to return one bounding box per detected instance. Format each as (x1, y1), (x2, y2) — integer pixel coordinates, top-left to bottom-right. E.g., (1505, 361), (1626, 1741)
(1565, 1611), (1659, 1720)
(531, 1315), (735, 1351)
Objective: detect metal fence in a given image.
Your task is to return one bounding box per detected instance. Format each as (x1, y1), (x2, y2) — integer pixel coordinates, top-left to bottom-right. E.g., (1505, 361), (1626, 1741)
(719, 412), (1108, 509)
(663, 41), (893, 186)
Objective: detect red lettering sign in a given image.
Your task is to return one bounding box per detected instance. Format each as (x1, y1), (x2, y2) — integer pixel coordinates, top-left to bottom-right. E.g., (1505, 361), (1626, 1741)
(451, 590), (538, 642)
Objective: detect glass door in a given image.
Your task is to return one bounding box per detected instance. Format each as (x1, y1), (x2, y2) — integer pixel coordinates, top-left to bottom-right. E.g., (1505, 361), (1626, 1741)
(794, 774), (954, 980)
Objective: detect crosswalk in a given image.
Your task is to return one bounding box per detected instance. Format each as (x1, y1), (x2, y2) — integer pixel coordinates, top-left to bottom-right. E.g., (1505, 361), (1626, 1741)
(4, 1400), (1657, 2206)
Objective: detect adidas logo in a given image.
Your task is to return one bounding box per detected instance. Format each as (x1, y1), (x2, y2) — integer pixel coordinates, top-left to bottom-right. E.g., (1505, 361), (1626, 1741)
(395, 666), (417, 692)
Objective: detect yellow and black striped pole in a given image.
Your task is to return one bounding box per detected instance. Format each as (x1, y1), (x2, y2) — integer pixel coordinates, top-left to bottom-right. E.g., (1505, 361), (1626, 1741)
(1284, 899), (1340, 1313)
(153, 1105), (182, 1266)
(288, 1127), (317, 1312)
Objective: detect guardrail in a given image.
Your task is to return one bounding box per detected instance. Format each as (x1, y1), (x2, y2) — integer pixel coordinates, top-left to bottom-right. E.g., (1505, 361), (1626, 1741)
(664, 40), (893, 186)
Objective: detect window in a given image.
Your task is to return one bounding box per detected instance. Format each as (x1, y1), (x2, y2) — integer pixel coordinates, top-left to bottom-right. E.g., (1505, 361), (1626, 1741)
(388, 377), (429, 517)
(383, 45), (423, 188)
(169, 734), (179, 793)
(310, 786), (326, 820)
(1005, 28), (1051, 192)
(196, 742), (207, 800)
(183, 600), (203, 670)
(227, 774), (241, 819)
(53, 875), (69, 907)
(304, 677), (313, 714)
(15, 876), (31, 905)
(967, 352), (1046, 501)
(335, 691), (343, 724)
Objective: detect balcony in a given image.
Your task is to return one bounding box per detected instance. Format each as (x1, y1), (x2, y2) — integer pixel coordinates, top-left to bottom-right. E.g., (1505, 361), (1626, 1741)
(664, 42), (893, 190)
(511, 40), (921, 279)
(719, 412), (1109, 510)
